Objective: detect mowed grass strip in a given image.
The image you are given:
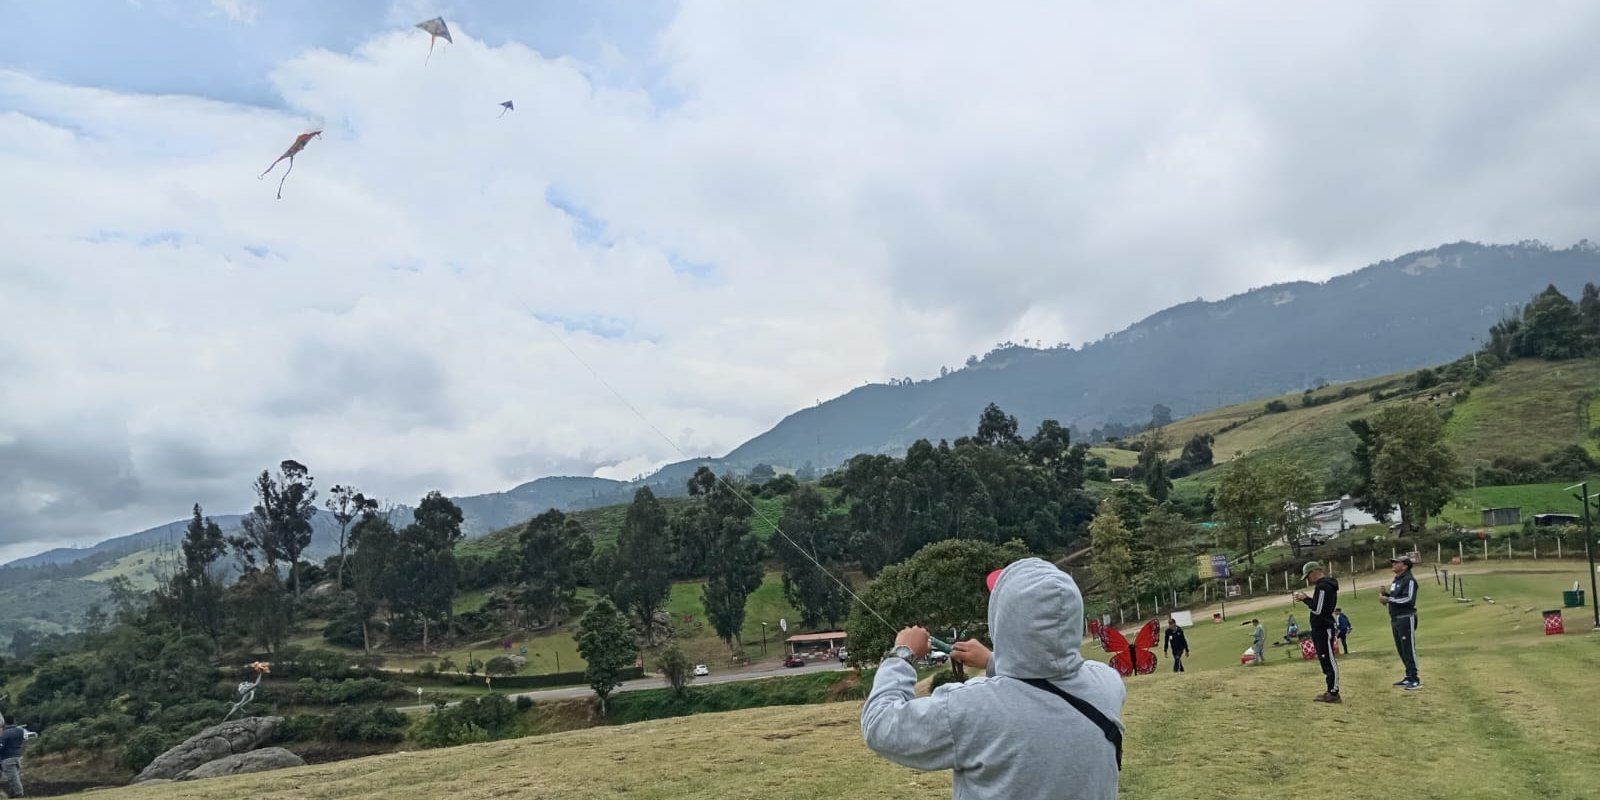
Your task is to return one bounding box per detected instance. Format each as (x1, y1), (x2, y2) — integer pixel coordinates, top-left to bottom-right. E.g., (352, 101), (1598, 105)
(76, 569), (1600, 800)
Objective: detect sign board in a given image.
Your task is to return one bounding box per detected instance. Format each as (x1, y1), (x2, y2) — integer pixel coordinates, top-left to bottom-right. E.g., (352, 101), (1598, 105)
(1171, 610), (1194, 628)
(1212, 554), (1232, 578)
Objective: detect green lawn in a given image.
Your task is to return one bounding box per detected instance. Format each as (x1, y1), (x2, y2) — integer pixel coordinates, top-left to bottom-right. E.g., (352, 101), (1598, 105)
(1438, 478), (1600, 529)
(1445, 358), (1600, 464)
(81, 564), (1600, 800)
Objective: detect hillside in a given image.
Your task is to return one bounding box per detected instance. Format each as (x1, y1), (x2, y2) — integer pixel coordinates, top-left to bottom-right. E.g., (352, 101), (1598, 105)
(1158, 356), (1600, 492)
(716, 241), (1600, 471)
(68, 564), (1600, 800)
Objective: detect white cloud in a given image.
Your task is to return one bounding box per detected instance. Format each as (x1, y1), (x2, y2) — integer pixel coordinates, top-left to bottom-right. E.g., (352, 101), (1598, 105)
(4, 1), (1600, 554)
(209, 0), (256, 24)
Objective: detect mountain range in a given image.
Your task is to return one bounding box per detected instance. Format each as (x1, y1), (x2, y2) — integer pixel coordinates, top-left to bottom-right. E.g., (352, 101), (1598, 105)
(6, 239), (1598, 574)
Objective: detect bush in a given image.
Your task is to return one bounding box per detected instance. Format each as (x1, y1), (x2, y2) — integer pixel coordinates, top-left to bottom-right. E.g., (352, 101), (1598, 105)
(1264, 400), (1290, 414)
(485, 656), (519, 677)
(414, 695), (521, 749)
(322, 611), (367, 649)
(516, 696), (534, 712)
(290, 677), (402, 706)
(274, 714), (326, 743)
(322, 706), (409, 743)
(122, 727), (179, 773)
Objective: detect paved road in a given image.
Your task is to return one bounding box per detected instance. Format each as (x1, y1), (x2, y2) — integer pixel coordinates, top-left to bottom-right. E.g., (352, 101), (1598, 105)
(397, 657), (848, 712)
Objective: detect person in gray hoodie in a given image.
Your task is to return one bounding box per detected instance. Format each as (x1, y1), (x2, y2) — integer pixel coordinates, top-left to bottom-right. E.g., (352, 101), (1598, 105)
(861, 557), (1126, 800)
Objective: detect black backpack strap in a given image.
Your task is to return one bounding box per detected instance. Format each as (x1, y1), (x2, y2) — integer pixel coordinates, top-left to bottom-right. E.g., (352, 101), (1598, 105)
(1019, 678), (1123, 770)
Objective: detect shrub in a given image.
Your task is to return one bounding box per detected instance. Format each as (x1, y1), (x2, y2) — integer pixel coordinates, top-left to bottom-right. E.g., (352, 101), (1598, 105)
(275, 714), (326, 743)
(414, 695), (520, 749)
(515, 696), (534, 712)
(122, 727), (179, 773)
(485, 656), (519, 677)
(322, 706), (409, 743)
(1264, 400), (1290, 414)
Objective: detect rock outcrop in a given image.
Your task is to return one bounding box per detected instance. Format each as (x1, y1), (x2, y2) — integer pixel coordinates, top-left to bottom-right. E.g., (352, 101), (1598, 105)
(177, 747), (305, 781)
(133, 716), (283, 783)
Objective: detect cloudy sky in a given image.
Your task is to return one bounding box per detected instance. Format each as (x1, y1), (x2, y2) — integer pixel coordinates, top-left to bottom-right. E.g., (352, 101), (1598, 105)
(3, 1), (1599, 562)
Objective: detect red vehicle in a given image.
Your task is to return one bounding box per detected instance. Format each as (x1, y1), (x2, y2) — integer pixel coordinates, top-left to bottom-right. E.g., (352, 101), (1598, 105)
(783, 654), (806, 668)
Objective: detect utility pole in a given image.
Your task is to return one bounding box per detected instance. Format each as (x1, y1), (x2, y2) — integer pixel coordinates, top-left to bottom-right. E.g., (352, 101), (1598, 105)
(1571, 482), (1599, 631)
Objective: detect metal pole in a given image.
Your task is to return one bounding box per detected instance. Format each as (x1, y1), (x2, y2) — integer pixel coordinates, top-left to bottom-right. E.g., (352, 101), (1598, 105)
(1571, 482), (1598, 630)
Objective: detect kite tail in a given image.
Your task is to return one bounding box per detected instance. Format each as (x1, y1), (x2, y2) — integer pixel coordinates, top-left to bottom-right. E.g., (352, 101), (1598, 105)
(275, 157), (295, 200)
(499, 108), (508, 118)
(258, 157), (284, 179)
(426, 36), (436, 65)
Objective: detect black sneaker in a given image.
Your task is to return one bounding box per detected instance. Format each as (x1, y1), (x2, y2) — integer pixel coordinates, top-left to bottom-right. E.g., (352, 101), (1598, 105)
(1393, 679), (1409, 687)
(1402, 679), (1422, 691)
(1314, 692), (1342, 703)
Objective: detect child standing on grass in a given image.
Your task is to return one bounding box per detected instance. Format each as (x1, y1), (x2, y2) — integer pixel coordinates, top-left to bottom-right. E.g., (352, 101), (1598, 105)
(1335, 608), (1352, 653)
(1251, 619), (1266, 664)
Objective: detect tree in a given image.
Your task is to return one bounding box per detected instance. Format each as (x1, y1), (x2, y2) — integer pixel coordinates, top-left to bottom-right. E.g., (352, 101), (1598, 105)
(1136, 506), (1195, 603)
(1089, 497), (1135, 610)
(1517, 284), (1585, 359)
(843, 538), (1029, 668)
(702, 519), (764, 653)
(1347, 419), (1399, 523)
(1214, 457), (1318, 567)
(773, 486), (852, 629)
(1580, 282), (1600, 346)
(975, 403), (1023, 448)
(228, 569), (291, 652)
(325, 485), (377, 588)
(613, 487), (673, 640)
(484, 656), (519, 677)
(172, 504), (227, 647)
(348, 510), (398, 651)
(749, 463), (777, 482)
(1367, 405), (1460, 533)
(1134, 430), (1172, 502)
(231, 460), (318, 598)
(576, 597), (635, 716)
(1150, 403), (1174, 428)
(655, 642), (692, 697)
(1179, 433), (1215, 472)
(390, 492), (465, 650)
(516, 509), (594, 629)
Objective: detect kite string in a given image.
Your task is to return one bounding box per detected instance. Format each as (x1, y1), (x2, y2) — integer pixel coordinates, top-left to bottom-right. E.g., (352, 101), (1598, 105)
(545, 327), (902, 636)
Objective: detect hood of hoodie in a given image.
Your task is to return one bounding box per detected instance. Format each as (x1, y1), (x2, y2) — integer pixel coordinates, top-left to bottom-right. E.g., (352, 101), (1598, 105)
(987, 557), (1085, 680)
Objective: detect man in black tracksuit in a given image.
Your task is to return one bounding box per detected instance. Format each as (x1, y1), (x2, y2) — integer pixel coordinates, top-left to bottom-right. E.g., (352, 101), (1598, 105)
(1293, 560), (1341, 703)
(1162, 618), (1190, 672)
(1381, 555), (1422, 689)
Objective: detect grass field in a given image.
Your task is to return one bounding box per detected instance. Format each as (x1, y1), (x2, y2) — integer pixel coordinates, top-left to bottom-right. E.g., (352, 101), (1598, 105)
(1438, 478), (1600, 529)
(76, 564), (1600, 800)
(1445, 359), (1600, 464)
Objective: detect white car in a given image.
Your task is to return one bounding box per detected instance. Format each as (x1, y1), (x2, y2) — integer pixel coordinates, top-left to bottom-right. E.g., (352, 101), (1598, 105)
(693, 664), (710, 677)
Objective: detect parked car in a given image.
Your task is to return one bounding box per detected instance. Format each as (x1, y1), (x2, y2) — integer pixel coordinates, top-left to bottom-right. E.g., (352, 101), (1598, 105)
(783, 654), (806, 668)
(693, 664), (710, 677)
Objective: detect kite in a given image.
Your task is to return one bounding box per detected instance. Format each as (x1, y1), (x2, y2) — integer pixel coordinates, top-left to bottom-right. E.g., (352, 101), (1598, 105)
(499, 100), (515, 118)
(416, 17), (452, 63)
(257, 129), (321, 200)
(223, 662), (272, 721)
(1100, 619), (1160, 677)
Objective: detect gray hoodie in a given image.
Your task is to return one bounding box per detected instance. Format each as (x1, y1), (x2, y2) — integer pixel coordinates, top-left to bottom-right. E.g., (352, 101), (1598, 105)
(861, 557), (1126, 800)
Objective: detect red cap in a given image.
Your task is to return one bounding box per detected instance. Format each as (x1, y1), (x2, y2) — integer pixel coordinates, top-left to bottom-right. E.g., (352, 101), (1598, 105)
(986, 568), (1004, 593)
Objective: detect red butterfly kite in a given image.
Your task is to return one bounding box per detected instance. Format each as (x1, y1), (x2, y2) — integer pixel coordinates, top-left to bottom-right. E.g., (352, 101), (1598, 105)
(1100, 619), (1160, 676)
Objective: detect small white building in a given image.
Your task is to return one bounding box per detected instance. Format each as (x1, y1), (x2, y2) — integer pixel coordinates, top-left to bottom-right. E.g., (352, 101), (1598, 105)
(1292, 497), (1390, 541)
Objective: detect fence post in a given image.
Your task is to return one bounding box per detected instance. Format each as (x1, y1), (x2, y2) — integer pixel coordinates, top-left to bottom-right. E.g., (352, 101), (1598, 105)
(1391, 546), (1397, 561)
(1534, 540), (1538, 559)
(1173, 588), (1179, 608)
(1506, 539), (1511, 560)
(1248, 575), (1254, 595)
(1284, 571), (1290, 591)
(1370, 551), (1376, 572)
(1350, 553), (1355, 575)
(1458, 541), (1464, 562)
(1136, 599), (1142, 619)
(1204, 584), (1209, 603)
(1558, 537), (1563, 559)
(1483, 538), (1488, 560)
(1437, 542), (1442, 563)
(1119, 607), (1126, 625)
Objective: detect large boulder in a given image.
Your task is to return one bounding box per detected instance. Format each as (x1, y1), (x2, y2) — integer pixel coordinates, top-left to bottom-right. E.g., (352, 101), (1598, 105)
(177, 747), (305, 781)
(134, 716), (283, 783)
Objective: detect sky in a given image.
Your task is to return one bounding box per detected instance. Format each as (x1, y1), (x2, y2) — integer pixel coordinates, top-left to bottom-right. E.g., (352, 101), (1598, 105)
(3, 1), (1600, 563)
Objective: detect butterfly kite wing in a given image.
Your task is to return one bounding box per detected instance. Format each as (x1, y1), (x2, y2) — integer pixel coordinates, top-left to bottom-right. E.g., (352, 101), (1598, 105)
(1134, 620), (1161, 650)
(1134, 648), (1158, 675)
(1107, 651), (1135, 677)
(1101, 626), (1129, 654)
